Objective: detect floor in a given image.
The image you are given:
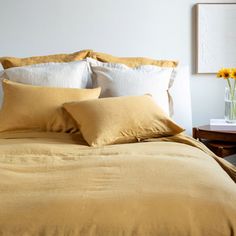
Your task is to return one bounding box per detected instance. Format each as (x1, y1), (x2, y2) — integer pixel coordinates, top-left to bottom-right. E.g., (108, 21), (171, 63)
(225, 154), (236, 166)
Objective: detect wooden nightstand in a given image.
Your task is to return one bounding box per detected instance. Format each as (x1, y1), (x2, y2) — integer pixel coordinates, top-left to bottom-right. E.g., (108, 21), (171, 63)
(193, 125), (236, 158)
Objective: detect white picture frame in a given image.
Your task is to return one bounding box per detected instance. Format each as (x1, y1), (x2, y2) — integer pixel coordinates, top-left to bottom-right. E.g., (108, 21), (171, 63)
(197, 3), (236, 73)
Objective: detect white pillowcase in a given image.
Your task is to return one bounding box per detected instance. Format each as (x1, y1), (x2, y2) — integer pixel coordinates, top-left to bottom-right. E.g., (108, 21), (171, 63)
(88, 58), (175, 116)
(4, 60), (92, 89)
(0, 60), (92, 109)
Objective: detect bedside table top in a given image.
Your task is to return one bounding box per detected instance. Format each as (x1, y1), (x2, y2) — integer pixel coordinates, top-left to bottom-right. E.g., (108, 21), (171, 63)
(197, 125), (236, 134)
(193, 125), (236, 142)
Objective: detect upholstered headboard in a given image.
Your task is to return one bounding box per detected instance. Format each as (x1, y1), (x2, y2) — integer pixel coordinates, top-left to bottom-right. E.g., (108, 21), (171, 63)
(170, 65), (192, 135)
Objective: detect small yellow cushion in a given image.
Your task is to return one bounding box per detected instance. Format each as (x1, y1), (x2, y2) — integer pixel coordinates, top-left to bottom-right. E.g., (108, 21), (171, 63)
(0, 80), (101, 132)
(63, 95), (184, 147)
(91, 51), (178, 68)
(0, 49), (92, 69)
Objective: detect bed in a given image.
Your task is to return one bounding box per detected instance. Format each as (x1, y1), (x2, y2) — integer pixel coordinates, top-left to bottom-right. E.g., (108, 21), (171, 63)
(0, 51), (235, 235)
(0, 131), (235, 235)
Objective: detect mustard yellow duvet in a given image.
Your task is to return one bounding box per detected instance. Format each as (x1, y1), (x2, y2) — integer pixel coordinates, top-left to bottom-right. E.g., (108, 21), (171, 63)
(0, 131), (235, 236)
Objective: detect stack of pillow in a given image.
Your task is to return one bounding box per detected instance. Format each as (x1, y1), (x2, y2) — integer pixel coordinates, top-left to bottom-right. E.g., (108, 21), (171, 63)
(0, 50), (184, 147)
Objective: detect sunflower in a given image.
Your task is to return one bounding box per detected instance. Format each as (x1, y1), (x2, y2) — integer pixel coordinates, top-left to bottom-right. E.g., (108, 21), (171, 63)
(217, 70), (223, 78)
(230, 68), (236, 80)
(217, 68), (231, 79)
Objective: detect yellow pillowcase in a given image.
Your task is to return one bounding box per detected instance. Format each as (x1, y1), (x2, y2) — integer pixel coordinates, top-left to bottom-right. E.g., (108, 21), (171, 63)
(63, 95), (184, 147)
(90, 51), (178, 68)
(0, 80), (101, 132)
(0, 49), (92, 69)
(46, 107), (79, 133)
(0, 49), (178, 69)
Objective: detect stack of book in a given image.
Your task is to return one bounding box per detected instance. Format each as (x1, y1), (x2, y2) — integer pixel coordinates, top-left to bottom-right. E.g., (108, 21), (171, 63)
(210, 119), (236, 131)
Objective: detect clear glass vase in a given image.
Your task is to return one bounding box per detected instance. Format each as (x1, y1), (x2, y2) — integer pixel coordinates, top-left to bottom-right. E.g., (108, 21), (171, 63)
(225, 87), (236, 123)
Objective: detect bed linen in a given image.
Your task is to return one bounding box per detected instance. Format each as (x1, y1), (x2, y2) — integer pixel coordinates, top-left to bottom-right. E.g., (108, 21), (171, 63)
(4, 60), (92, 88)
(0, 131), (235, 236)
(0, 80), (101, 132)
(88, 58), (174, 116)
(63, 95), (184, 147)
(0, 49), (92, 69)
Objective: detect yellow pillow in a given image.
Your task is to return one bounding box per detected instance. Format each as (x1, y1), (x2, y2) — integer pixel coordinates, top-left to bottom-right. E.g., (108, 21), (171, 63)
(0, 80), (101, 132)
(90, 51), (178, 68)
(0, 49), (92, 69)
(63, 95), (184, 147)
(0, 49), (178, 69)
(46, 107), (79, 133)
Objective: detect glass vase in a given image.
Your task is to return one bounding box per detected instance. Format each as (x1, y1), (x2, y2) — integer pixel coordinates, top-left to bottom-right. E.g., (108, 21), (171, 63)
(225, 87), (236, 123)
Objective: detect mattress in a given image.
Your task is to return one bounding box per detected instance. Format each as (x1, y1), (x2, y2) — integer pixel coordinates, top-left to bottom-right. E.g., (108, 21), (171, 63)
(0, 131), (235, 235)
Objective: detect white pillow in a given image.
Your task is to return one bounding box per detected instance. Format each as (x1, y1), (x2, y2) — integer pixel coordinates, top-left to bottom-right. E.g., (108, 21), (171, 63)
(88, 58), (175, 116)
(4, 60), (92, 89)
(0, 60), (92, 109)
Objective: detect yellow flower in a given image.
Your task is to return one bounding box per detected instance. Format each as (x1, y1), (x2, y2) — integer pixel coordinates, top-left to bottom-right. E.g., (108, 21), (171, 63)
(230, 68), (236, 80)
(217, 68), (231, 79)
(217, 70), (223, 78)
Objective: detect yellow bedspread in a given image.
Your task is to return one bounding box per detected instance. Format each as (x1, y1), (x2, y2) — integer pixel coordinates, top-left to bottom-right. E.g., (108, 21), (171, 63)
(0, 131), (235, 236)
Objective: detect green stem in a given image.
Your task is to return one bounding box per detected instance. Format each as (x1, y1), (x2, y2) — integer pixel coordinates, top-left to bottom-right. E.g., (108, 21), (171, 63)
(233, 79), (236, 96)
(227, 78), (232, 92)
(233, 79), (236, 119)
(227, 78), (236, 121)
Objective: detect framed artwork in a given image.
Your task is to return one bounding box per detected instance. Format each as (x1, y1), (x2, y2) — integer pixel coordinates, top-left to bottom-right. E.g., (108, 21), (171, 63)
(197, 3), (236, 73)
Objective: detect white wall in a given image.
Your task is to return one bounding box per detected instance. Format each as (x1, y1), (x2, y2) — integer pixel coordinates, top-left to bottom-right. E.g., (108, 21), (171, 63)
(0, 0), (235, 126)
